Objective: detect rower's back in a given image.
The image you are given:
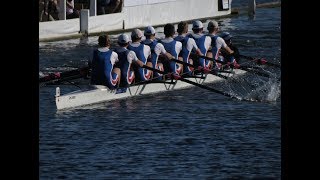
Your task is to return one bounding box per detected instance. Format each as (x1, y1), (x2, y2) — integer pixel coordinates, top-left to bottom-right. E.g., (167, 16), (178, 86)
(90, 34), (121, 89)
(160, 23), (183, 76)
(128, 29), (152, 81)
(188, 20), (211, 68)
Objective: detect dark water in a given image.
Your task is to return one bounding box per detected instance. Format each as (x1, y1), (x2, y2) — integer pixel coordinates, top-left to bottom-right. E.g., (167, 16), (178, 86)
(39, 2), (281, 179)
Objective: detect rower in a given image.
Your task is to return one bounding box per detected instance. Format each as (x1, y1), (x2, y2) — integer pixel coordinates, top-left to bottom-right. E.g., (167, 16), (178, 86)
(187, 20), (212, 70)
(128, 29), (153, 82)
(174, 21), (204, 76)
(141, 25), (174, 80)
(89, 34), (121, 89)
(206, 20), (237, 69)
(115, 34), (145, 86)
(159, 23), (183, 79)
(220, 32), (241, 65)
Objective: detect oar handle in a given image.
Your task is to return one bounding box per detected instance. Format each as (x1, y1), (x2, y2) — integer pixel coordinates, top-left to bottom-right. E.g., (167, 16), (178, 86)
(142, 65), (164, 74)
(142, 65), (181, 80)
(171, 58), (196, 68)
(170, 59), (234, 80)
(192, 53), (225, 64)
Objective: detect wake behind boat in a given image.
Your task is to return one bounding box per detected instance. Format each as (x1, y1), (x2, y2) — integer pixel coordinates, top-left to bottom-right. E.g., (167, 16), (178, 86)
(55, 68), (248, 110)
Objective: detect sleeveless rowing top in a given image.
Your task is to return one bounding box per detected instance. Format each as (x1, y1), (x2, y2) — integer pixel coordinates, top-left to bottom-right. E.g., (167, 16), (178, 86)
(160, 39), (181, 74)
(188, 34), (210, 68)
(91, 49), (117, 88)
(115, 48), (135, 85)
(207, 34), (220, 60)
(141, 39), (158, 69)
(128, 43), (151, 81)
(174, 35), (193, 74)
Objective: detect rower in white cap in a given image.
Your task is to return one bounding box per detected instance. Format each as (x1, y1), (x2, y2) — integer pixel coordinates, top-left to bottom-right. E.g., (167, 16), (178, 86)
(128, 29), (153, 82)
(174, 21), (204, 76)
(187, 20), (212, 70)
(206, 20), (238, 69)
(115, 34), (145, 86)
(142, 25), (175, 80)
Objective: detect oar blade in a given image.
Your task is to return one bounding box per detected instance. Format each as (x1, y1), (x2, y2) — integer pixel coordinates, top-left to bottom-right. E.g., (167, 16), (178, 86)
(39, 66), (90, 85)
(239, 55), (280, 68)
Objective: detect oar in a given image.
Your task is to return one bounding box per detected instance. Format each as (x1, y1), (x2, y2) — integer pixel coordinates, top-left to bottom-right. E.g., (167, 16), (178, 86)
(190, 53), (225, 64)
(192, 52), (281, 68)
(170, 59), (231, 80)
(190, 53), (280, 79)
(141, 65), (242, 100)
(239, 54), (280, 68)
(239, 66), (280, 81)
(39, 66), (90, 84)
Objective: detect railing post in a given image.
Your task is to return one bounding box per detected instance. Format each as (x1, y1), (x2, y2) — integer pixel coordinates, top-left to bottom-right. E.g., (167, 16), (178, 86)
(248, 0), (256, 17)
(58, 0), (66, 20)
(80, 9), (89, 34)
(90, 0), (97, 16)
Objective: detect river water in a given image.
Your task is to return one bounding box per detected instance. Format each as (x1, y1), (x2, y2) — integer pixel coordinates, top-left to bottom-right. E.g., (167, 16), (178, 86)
(39, 1), (281, 179)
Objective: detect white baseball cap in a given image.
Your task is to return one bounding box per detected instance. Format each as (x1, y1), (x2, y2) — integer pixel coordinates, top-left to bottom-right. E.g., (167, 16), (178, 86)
(118, 34), (130, 44)
(192, 20), (203, 29)
(144, 26), (156, 35)
(131, 29), (143, 39)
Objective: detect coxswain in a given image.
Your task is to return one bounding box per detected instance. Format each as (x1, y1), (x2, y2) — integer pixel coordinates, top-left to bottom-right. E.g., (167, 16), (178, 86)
(220, 32), (241, 67)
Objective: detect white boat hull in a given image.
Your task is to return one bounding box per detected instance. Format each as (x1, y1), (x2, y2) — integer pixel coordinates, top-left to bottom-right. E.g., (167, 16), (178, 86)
(55, 69), (247, 110)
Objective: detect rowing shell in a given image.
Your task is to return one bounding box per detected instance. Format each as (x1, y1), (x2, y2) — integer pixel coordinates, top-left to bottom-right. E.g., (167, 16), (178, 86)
(55, 69), (248, 110)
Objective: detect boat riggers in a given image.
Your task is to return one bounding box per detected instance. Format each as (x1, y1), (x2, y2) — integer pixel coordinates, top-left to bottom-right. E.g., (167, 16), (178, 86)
(169, 58), (231, 80)
(188, 53), (280, 80)
(141, 65), (242, 100)
(190, 53), (224, 64)
(191, 52), (280, 68)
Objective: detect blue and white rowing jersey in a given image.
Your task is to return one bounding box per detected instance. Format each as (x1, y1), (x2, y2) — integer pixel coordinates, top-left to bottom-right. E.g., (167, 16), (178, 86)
(141, 39), (166, 79)
(174, 35), (198, 75)
(160, 37), (182, 75)
(90, 47), (119, 89)
(115, 47), (137, 86)
(206, 34), (228, 63)
(188, 33), (211, 68)
(128, 42), (152, 81)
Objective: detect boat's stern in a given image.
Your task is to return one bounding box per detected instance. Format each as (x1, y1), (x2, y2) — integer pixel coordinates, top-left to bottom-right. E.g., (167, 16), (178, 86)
(55, 87), (60, 97)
